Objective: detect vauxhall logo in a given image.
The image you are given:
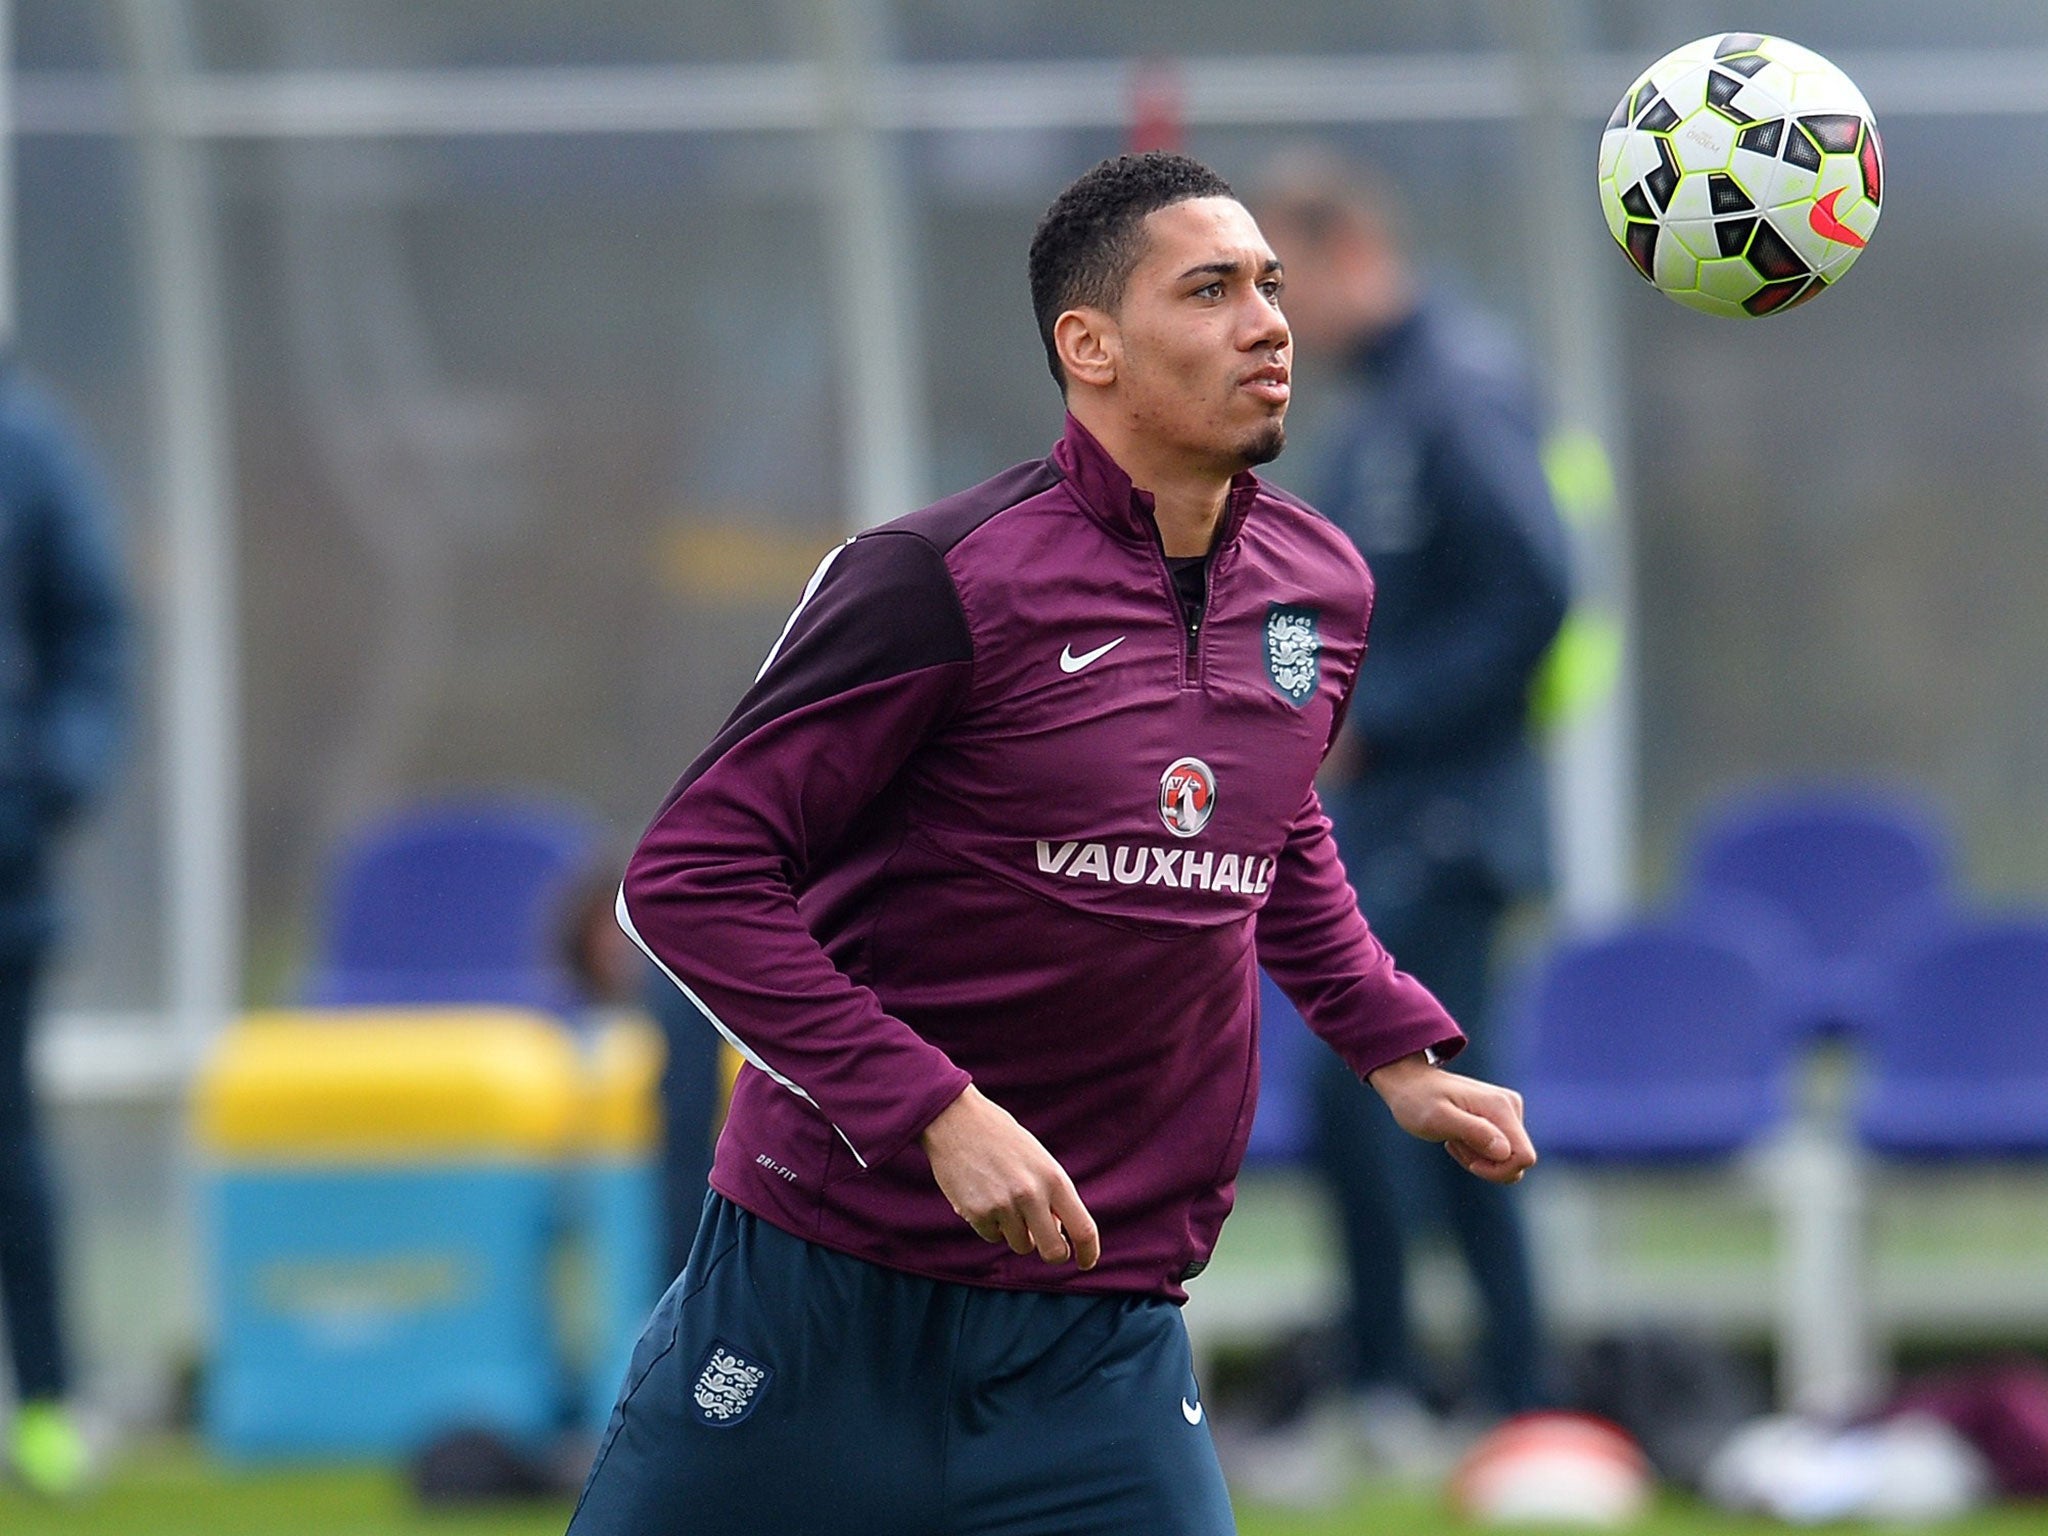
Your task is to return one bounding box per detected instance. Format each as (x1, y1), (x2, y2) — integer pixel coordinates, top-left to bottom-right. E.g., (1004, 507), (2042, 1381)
(1157, 757), (1215, 838)
(1034, 839), (1276, 895)
(1033, 754), (1273, 895)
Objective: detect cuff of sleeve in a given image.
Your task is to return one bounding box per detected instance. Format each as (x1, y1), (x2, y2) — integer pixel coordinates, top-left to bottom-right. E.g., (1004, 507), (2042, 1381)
(828, 1061), (975, 1179)
(1350, 1024), (1466, 1083)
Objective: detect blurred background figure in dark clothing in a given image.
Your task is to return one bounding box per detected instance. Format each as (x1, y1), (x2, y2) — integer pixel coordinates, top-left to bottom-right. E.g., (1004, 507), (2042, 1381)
(639, 976), (724, 1286)
(1255, 149), (1570, 1474)
(562, 864), (724, 1290)
(0, 355), (127, 1497)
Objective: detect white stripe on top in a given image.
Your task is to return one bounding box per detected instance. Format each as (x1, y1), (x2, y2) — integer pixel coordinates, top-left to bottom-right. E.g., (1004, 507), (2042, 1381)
(755, 538), (853, 683)
(615, 882), (869, 1169)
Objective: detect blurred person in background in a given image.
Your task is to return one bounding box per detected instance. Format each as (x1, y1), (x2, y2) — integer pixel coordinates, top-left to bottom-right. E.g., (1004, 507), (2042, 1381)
(565, 865), (725, 1291)
(0, 354), (128, 1496)
(1253, 150), (1569, 1476)
(570, 151), (1536, 1536)
(640, 977), (725, 1286)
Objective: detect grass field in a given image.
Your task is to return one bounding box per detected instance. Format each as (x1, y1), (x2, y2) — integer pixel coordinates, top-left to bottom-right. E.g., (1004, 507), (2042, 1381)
(2, 1441), (2043, 1536)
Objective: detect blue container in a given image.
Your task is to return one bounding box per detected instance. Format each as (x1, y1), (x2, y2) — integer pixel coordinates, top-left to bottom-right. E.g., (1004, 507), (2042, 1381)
(577, 1018), (666, 1430)
(195, 1010), (582, 1459)
(580, 1159), (660, 1429)
(206, 1166), (565, 1455)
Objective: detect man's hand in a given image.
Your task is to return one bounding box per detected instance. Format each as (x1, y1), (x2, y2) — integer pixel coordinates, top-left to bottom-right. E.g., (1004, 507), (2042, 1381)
(1367, 1051), (1537, 1184)
(920, 1085), (1101, 1270)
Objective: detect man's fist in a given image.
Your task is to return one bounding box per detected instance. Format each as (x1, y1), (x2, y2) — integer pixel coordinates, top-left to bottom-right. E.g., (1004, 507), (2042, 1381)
(1367, 1051), (1537, 1184)
(920, 1085), (1102, 1269)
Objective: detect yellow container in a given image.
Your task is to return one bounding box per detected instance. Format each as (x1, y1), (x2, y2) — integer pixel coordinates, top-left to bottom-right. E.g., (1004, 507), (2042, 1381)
(579, 1013), (665, 1158)
(194, 1008), (583, 1163)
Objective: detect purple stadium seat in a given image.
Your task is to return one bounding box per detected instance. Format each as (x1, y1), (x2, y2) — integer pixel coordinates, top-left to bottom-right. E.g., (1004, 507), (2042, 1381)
(304, 795), (601, 1015)
(1857, 912), (2048, 1157)
(1683, 783), (1955, 1033)
(1508, 912), (1801, 1162)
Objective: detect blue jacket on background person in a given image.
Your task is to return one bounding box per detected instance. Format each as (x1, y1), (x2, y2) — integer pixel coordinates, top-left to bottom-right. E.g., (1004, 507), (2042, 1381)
(1313, 291), (1570, 915)
(0, 356), (127, 954)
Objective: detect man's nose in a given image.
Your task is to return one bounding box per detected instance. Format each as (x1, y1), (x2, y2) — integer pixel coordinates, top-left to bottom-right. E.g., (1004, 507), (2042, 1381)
(1245, 294), (1289, 351)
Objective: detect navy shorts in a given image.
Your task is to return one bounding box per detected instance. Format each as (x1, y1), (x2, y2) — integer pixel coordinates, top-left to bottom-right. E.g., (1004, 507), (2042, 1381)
(567, 1194), (1236, 1536)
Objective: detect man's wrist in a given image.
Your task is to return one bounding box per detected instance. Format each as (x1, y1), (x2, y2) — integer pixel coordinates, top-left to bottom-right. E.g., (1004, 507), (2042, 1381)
(1366, 1047), (1441, 1092)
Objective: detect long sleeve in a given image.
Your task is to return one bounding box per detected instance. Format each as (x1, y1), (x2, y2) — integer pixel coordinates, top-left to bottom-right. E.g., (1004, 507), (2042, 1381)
(620, 530), (976, 1172)
(1254, 783), (1465, 1079)
(15, 384), (127, 822)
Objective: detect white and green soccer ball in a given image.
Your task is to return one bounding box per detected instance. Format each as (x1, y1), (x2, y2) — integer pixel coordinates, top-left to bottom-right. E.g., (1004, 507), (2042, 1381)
(1597, 33), (1883, 317)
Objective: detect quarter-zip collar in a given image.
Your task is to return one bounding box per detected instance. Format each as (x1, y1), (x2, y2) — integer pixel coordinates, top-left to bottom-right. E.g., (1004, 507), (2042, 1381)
(1051, 413), (1260, 553)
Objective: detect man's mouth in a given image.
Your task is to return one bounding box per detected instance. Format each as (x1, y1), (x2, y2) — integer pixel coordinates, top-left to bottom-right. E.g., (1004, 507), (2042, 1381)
(1240, 365), (1290, 404)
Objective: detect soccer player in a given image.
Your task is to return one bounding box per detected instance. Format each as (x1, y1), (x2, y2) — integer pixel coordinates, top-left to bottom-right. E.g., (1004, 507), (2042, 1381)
(569, 151), (1535, 1536)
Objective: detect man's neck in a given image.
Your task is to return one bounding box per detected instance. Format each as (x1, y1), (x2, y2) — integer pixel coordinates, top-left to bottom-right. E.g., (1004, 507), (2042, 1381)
(1069, 404), (1233, 558)
(1144, 476), (1229, 559)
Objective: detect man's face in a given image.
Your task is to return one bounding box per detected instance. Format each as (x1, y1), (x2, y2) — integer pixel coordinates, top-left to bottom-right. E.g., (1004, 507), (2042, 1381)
(1106, 196), (1291, 473)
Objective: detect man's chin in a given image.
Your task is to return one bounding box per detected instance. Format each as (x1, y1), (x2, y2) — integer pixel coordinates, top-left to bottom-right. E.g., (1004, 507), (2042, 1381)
(1239, 420), (1286, 469)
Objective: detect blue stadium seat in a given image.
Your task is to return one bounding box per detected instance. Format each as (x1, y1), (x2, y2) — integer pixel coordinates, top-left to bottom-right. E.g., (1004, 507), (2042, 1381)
(303, 794), (601, 1015)
(1857, 912), (2048, 1157)
(1681, 782), (1954, 1035)
(1508, 912), (1801, 1162)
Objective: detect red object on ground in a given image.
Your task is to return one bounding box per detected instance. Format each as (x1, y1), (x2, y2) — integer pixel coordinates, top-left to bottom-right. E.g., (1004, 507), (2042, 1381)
(1450, 1411), (1655, 1525)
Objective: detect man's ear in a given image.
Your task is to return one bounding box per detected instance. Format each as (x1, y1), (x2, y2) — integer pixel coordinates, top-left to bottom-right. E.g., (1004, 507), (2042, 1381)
(1053, 307), (1118, 391)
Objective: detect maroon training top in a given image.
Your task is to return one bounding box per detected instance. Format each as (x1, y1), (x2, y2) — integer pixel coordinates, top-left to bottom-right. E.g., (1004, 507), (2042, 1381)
(621, 415), (1462, 1300)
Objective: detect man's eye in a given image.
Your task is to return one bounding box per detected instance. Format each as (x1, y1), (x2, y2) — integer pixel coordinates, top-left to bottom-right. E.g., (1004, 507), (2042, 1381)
(1194, 282), (1224, 300)
(1260, 281), (1284, 301)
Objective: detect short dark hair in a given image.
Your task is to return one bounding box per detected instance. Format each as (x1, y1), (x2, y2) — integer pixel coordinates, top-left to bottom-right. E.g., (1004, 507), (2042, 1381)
(1027, 152), (1235, 389)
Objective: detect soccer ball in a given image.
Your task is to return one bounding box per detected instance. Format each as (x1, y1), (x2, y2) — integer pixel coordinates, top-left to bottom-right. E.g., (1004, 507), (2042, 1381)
(1597, 33), (1883, 317)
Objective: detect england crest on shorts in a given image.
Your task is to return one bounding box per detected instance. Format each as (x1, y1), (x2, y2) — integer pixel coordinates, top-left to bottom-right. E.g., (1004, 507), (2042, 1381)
(691, 1340), (771, 1427)
(1264, 604), (1321, 706)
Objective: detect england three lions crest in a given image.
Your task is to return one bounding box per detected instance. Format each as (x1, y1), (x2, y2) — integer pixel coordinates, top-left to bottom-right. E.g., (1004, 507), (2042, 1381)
(691, 1340), (771, 1427)
(1264, 604), (1321, 706)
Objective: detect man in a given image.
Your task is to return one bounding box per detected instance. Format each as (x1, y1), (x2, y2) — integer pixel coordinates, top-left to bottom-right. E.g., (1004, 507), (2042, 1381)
(0, 354), (127, 1497)
(1254, 153), (1570, 1457)
(570, 152), (1534, 1536)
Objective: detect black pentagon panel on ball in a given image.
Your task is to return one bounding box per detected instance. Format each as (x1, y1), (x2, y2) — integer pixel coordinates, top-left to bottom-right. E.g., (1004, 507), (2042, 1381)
(1782, 123), (1823, 172)
(1706, 71), (1755, 123)
(1746, 220), (1809, 282)
(1606, 95), (1630, 131)
(1716, 216), (1758, 258)
(1635, 93), (1681, 133)
(1738, 119), (1784, 157)
(1860, 127), (1884, 205)
(1743, 276), (1814, 316)
(1620, 183), (1653, 220)
(1645, 137), (1680, 211)
(1781, 274), (1829, 311)
(1718, 51), (1771, 79)
(1708, 173), (1756, 214)
(1716, 33), (1767, 58)
(1800, 114), (1865, 154)
(1624, 222), (1659, 283)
